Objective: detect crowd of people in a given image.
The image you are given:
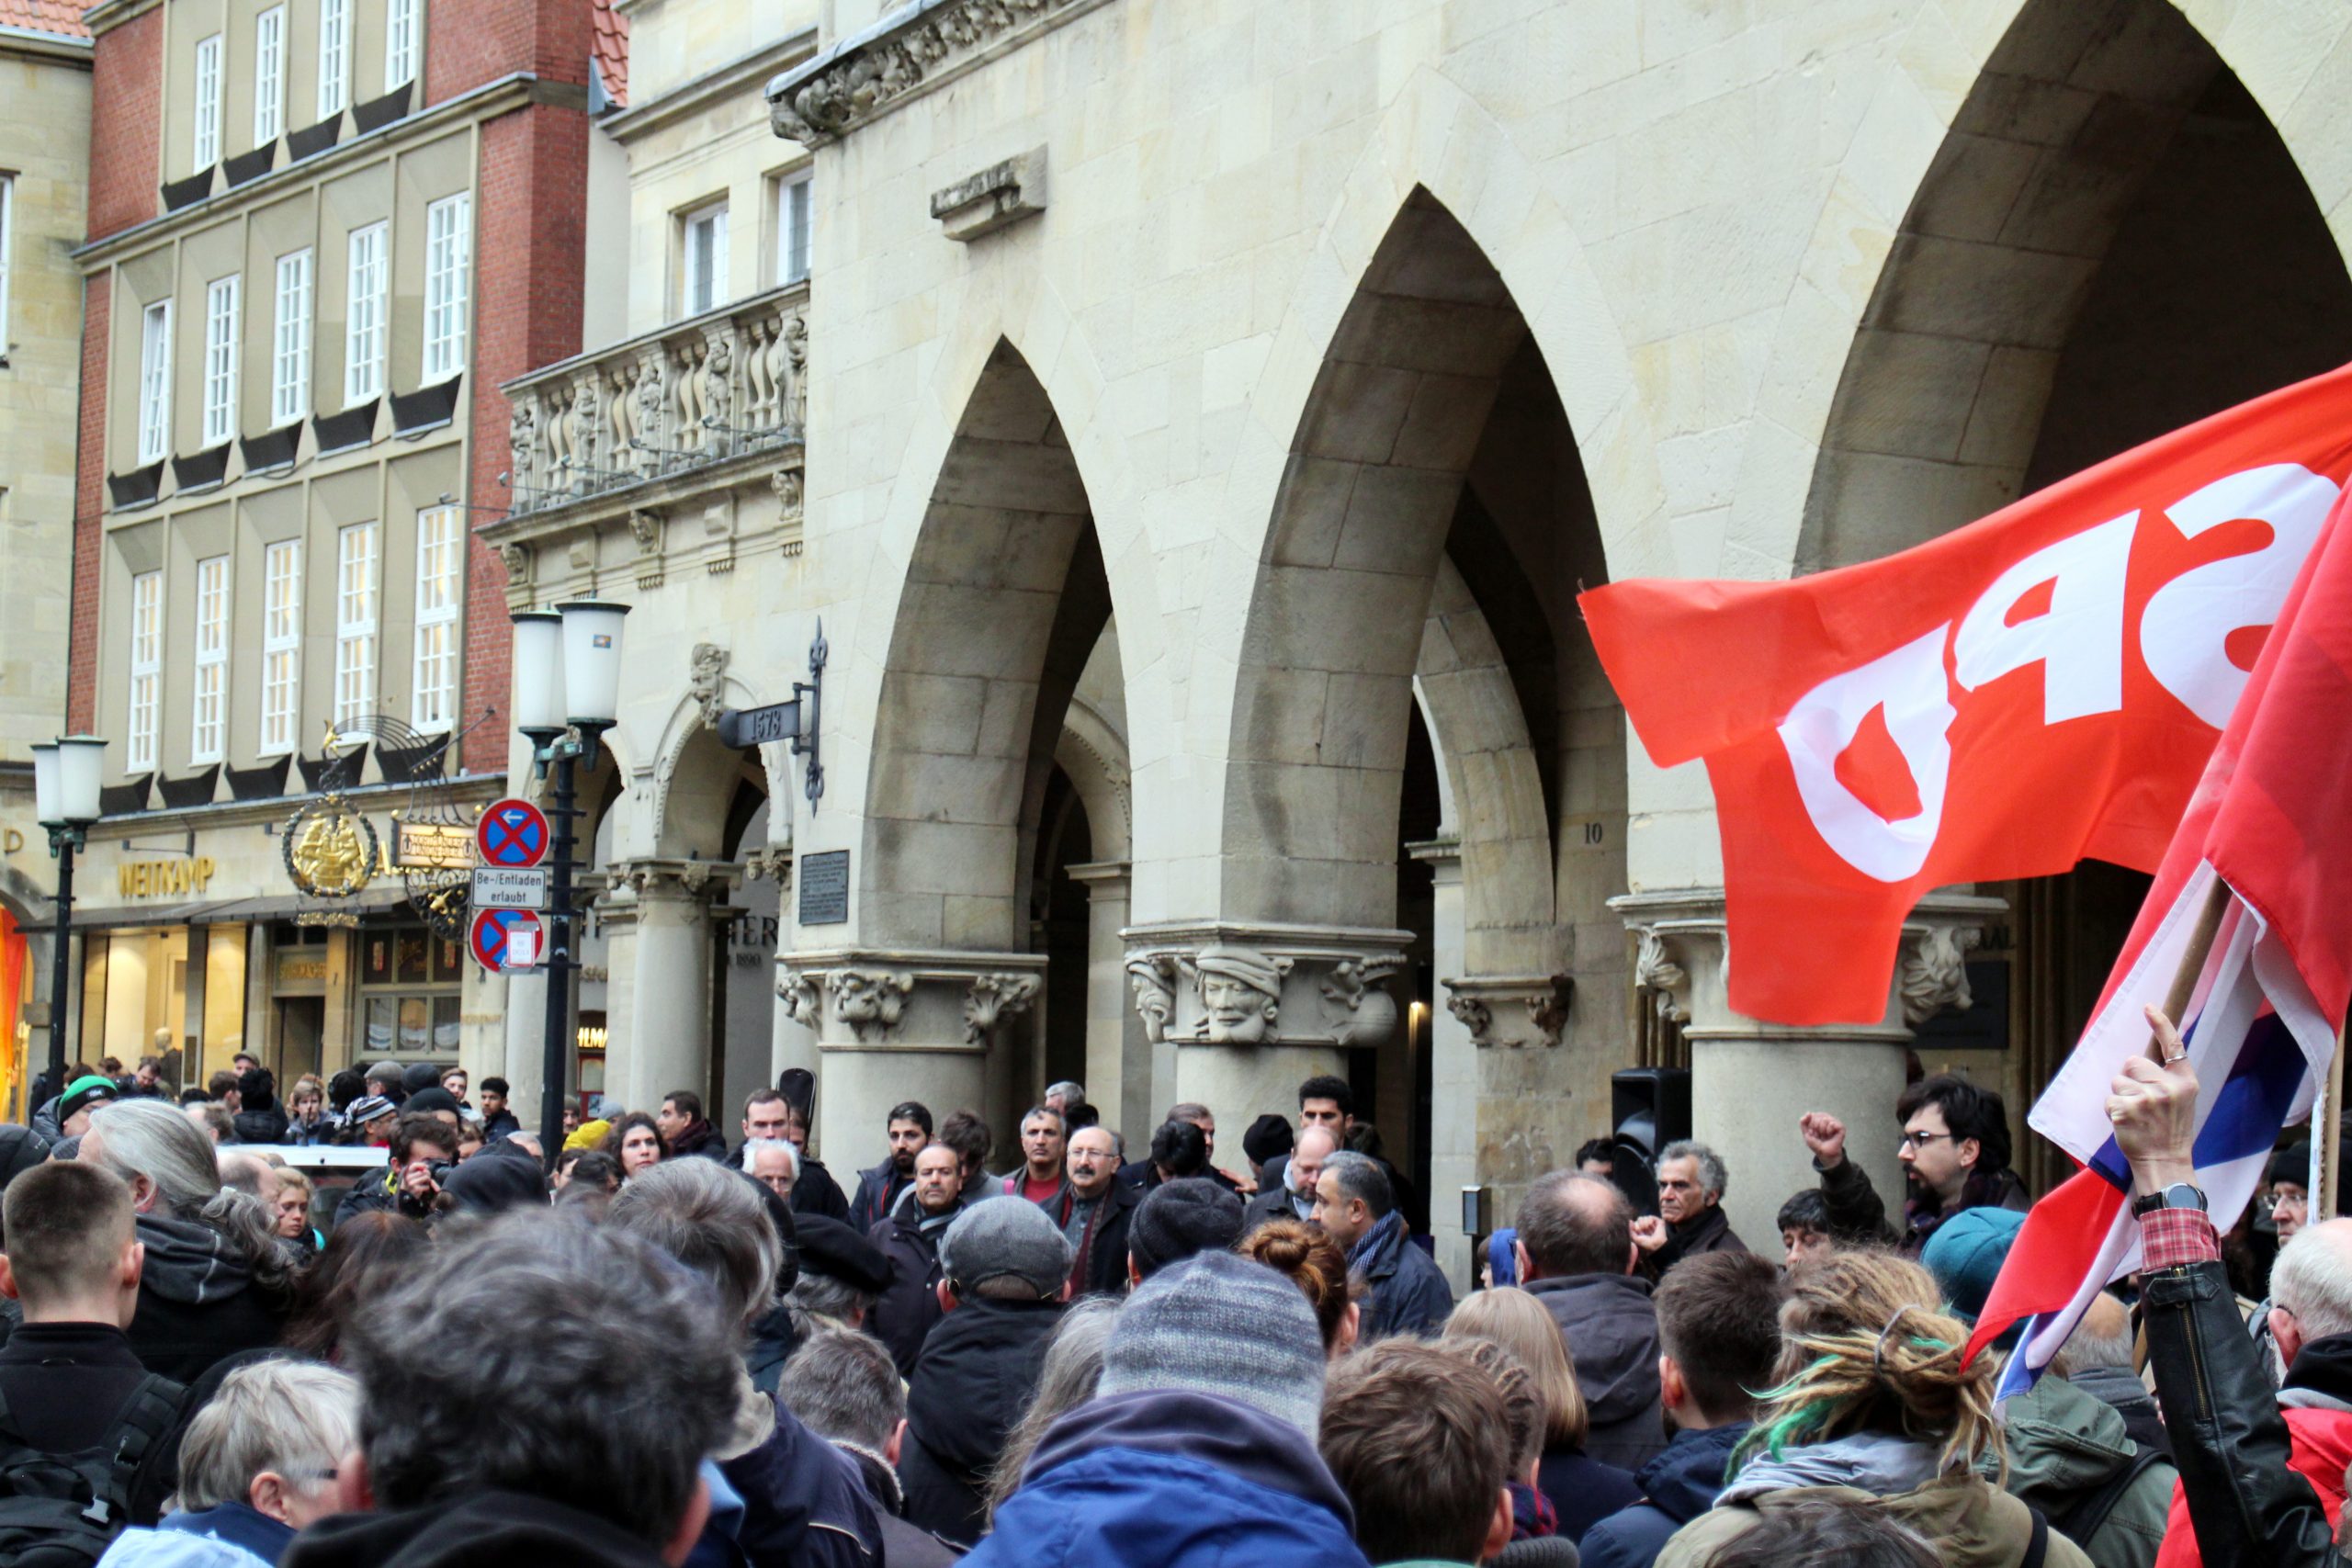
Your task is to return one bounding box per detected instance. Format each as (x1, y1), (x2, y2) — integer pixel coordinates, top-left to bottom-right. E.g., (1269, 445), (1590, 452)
(0, 1035), (2335, 1567)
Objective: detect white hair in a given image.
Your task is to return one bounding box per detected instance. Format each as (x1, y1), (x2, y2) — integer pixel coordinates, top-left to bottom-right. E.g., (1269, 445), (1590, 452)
(1659, 1140), (1729, 1199)
(2272, 1222), (2352, 1342)
(177, 1359), (361, 1511)
(739, 1138), (798, 1179)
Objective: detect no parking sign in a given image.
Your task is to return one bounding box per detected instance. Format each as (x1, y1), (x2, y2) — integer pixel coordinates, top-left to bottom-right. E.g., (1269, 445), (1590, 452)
(469, 907), (545, 972)
(475, 798), (549, 868)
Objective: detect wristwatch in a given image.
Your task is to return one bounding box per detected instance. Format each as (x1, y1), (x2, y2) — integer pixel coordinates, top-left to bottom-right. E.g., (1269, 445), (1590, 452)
(2131, 1182), (2208, 1218)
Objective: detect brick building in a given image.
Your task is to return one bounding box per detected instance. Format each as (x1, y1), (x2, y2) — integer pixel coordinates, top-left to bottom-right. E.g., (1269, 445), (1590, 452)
(48, 0), (623, 1091)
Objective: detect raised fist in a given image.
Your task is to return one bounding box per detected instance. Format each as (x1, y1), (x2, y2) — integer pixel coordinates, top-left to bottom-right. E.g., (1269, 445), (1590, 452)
(1631, 1214), (1668, 1253)
(1799, 1111), (1847, 1168)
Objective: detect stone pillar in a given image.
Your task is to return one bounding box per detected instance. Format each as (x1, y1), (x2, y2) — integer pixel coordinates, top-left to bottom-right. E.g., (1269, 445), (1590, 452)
(1119, 922), (1413, 1142)
(1611, 889), (2005, 1250)
(776, 948), (1046, 1166)
(1067, 861), (1152, 1141)
(1412, 840), (1476, 1290)
(605, 860), (733, 1116)
(502, 966), (553, 1128)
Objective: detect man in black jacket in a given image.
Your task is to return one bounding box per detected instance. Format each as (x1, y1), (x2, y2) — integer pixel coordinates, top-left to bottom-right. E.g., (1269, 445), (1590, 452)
(744, 1089), (851, 1221)
(1513, 1169), (1668, 1472)
(335, 1115), (458, 1226)
(898, 1196), (1072, 1547)
(1062, 1126), (1139, 1298)
(782, 1327), (962, 1568)
(0, 1160), (187, 1528)
(849, 1101), (933, 1232)
(231, 1068), (289, 1145)
(870, 1144), (967, 1375)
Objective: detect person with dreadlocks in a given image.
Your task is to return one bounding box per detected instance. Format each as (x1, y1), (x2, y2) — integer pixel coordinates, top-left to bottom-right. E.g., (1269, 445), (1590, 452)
(1653, 1250), (2096, 1568)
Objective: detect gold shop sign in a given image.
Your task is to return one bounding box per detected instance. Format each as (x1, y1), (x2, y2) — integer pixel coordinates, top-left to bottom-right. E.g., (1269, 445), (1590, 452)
(119, 858), (218, 898)
(392, 819), (474, 870)
(284, 796), (379, 899)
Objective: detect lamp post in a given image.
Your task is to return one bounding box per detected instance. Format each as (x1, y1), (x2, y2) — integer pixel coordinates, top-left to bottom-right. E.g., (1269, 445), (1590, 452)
(30, 736), (105, 1094)
(510, 602), (628, 1156)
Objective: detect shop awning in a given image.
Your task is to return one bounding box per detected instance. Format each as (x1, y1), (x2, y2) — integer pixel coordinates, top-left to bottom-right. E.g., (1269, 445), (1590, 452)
(85, 886), (416, 932)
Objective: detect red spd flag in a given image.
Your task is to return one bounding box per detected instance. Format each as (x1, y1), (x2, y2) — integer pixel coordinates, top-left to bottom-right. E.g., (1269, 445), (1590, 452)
(1581, 364), (2352, 1025)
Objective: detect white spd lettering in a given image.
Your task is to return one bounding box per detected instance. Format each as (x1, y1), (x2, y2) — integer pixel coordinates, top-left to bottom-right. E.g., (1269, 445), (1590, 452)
(1951, 511), (2136, 722)
(2140, 463), (2335, 728)
(1782, 462), (2335, 879)
(1776, 626), (1957, 884)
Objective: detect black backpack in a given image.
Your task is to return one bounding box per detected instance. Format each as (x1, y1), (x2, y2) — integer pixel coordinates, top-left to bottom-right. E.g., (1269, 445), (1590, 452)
(0, 1374), (187, 1566)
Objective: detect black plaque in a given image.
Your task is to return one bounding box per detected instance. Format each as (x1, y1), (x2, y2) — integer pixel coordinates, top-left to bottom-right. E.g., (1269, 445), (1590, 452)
(797, 850), (849, 926)
(718, 699), (801, 750)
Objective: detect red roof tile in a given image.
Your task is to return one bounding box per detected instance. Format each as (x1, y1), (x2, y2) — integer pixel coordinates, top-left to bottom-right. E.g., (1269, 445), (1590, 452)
(0, 0), (90, 40)
(591, 0), (627, 108)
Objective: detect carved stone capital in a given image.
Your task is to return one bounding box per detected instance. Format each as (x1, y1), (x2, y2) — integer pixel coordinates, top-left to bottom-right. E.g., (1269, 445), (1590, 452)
(777, 948), (1047, 1053)
(742, 846), (792, 885)
(963, 972), (1044, 1043)
(1120, 923), (1412, 1049)
(1440, 974), (1576, 1048)
(610, 857), (736, 899)
(827, 966), (914, 1043)
(1900, 923), (1983, 1028)
(499, 542), (533, 586)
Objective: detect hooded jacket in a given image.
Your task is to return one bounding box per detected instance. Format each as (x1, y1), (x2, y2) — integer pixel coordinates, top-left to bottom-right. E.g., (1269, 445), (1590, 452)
(2064, 1367), (2168, 1457)
(2150, 1327), (2352, 1568)
(230, 1089), (288, 1146)
(964, 1390), (1371, 1568)
(898, 1295), (1065, 1547)
(1997, 1372), (2174, 1568)
(0, 1123), (51, 1185)
(869, 1205), (962, 1377)
(0, 1320), (187, 1525)
(1347, 1211), (1454, 1340)
(1578, 1422), (1751, 1568)
(283, 1491), (675, 1568)
(712, 1378), (883, 1568)
(849, 1159), (913, 1234)
(128, 1212), (289, 1382)
(1523, 1272), (1668, 1472)
(1655, 1435), (2095, 1568)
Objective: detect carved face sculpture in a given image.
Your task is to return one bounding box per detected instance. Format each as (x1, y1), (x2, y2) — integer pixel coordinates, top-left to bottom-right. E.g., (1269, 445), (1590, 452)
(1193, 945), (1284, 1044)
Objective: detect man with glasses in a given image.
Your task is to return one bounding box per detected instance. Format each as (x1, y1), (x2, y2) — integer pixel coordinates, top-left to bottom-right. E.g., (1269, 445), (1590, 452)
(2247, 1140), (2314, 1384)
(741, 1137), (798, 1203)
(1796, 1074), (2028, 1257)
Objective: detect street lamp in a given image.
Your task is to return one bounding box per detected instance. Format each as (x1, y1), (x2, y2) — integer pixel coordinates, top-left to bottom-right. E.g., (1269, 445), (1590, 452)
(30, 736), (105, 1092)
(510, 602), (628, 1156)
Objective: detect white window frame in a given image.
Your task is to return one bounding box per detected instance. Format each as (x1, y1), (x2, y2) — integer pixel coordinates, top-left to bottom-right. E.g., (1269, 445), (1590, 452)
(317, 0), (351, 121)
(0, 177), (13, 354)
(253, 7), (286, 145)
(344, 221), (387, 407)
(681, 200), (728, 318)
(127, 570), (163, 773)
(192, 34), (222, 171)
(260, 539), (301, 755)
(201, 275), (240, 449)
(192, 554), (230, 765)
(271, 248), (312, 428)
(775, 171), (810, 288)
(138, 299), (173, 466)
(411, 504), (462, 732)
(334, 521), (380, 721)
(385, 0), (419, 91)
(422, 192), (471, 384)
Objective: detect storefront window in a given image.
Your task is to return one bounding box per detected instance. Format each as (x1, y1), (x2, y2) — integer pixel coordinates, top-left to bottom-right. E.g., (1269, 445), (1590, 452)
(356, 921), (461, 1064)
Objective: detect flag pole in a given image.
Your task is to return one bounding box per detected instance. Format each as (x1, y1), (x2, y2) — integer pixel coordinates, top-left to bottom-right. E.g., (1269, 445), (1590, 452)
(2147, 874), (2234, 1060)
(2317, 1020), (2346, 1219)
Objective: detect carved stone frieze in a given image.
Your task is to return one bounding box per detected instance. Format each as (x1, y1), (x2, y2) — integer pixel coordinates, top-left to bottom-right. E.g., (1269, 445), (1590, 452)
(1899, 924), (1981, 1028)
(1441, 974), (1575, 1048)
(610, 857), (736, 899)
(963, 971), (1044, 1043)
(742, 846), (791, 884)
(1121, 923), (1412, 1049)
(777, 949), (1047, 1053)
(690, 642), (730, 728)
(827, 967), (914, 1043)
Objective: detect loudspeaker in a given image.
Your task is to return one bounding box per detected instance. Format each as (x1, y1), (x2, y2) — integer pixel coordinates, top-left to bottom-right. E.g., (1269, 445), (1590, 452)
(1611, 1066), (1691, 1159)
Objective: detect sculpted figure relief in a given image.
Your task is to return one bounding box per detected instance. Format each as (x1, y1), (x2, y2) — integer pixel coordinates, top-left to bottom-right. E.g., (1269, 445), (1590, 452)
(1189, 945), (1290, 1045)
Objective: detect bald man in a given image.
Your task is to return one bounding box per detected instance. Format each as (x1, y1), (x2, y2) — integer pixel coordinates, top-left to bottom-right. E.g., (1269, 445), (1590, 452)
(1241, 1123), (1336, 1235)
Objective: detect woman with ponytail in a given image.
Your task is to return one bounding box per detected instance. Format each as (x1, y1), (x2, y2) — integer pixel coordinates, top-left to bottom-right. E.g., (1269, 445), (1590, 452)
(1237, 1217), (1359, 1358)
(1656, 1250), (2094, 1568)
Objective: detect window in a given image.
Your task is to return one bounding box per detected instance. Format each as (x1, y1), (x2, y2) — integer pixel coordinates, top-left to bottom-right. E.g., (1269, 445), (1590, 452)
(681, 201), (728, 318)
(271, 249), (311, 427)
(254, 7), (286, 144)
(385, 0), (418, 91)
(775, 172), (810, 287)
(192, 34), (222, 171)
(334, 521), (379, 720)
(412, 505), (461, 731)
(0, 177), (13, 352)
(201, 276), (240, 449)
(138, 300), (173, 466)
(344, 221), (387, 406)
(260, 539), (301, 754)
(192, 554), (230, 764)
(317, 0), (350, 120)
(422, 193), (470, 383)
(127, 570), (162, 773)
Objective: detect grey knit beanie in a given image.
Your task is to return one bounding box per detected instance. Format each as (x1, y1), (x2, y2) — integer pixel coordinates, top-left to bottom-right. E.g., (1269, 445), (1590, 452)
(1098, 1249), (1327, 1437)
(1128, 1178), (1246, 1279)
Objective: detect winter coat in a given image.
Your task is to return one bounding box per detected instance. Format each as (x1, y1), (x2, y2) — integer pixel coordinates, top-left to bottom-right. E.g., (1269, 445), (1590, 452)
(154, 1502), (292, 1562)
(96, 1529), (269, 1568)
(1068, 1179), (1142, 1298)
(281, 1112), (336, 1147)
(1579, 1422), (1750, 1568)
(870, 1207), (960, 1376)
(1523, 1273), (1667, 1472)
(481, 1109), (521, 1141)
(2150, 1326), (2352, 1568)
(791, 1156), (852, 1223)
(712, 1377), (883, 1568)
(1636, 1205), (1747, 1281)
(0, 1123), (51, 1182)
(849, 1159), (912, 1234)
(1653, 1434), (2094, 1568)
(1534, 1445), (1642, 1545)
(231, 1100), (288, 1145)
(284, 1490), (675, 1567)
(2065, 1366), (2170, 1457)
(0, 1320), (187, 1525)
(898, 1295), (1066, 1547)
(837, 1442), (963, 1568)
(1997, 1371), (2174, 1568)
(670, 1120), (730, 1162)
(965, 1390), (1372, 1568)
(1815, 1155), (2030, 1256)
(127, 1212), (290, 1382)
(1241, 1179), (1312, 1234)
(1348, 1211), (1454, 1340)
(334, 1166), (429, 1228)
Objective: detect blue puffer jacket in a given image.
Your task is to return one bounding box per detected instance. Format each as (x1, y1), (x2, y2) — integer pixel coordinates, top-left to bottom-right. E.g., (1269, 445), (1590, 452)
(1578, 1423), (1751, 1568)
(966, 1390), (1372, 1568)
